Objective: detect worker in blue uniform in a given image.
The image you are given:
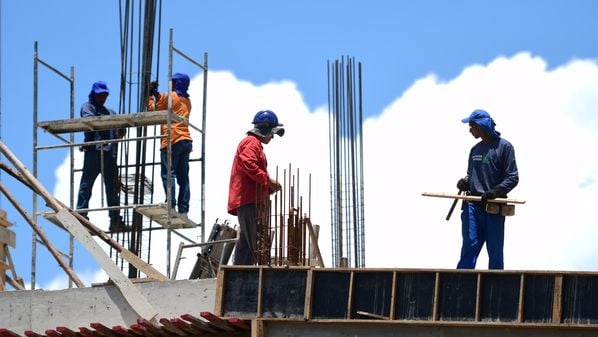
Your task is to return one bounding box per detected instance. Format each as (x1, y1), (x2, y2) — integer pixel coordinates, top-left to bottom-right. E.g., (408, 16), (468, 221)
(455, 109), (519, 269)
(76, 81), (127, 232)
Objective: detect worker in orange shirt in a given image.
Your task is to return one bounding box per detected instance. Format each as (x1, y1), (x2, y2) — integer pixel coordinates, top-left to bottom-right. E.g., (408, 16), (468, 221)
(148, 73), (192, 217)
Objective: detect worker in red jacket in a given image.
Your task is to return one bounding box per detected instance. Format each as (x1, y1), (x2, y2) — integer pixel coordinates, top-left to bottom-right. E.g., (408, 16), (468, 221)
(228, 110), (284, 265)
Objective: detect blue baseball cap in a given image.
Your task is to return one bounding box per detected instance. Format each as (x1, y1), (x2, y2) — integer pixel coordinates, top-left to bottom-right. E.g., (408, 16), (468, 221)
(461, 109), (490, 123)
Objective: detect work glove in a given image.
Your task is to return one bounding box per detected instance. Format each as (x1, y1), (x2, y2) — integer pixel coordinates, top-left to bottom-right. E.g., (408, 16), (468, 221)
(149, 81), (160, 99)
(456, 177), (469, 191)
(481, 188), (499, 204)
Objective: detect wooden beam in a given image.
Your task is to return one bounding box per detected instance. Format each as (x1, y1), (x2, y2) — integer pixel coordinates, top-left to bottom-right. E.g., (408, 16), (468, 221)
(305, 218), (325, 268)
(55, 210), (158, 320)
(422, 192), (526, 204)
(0, 141), (158, 321)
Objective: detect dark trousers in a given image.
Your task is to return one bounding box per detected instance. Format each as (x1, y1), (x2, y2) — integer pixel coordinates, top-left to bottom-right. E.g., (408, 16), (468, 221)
(457, 202), (505, 269)
(160, 140), (192, 213)
(76, 149), (120, 221)
(233, 204), (257, 265)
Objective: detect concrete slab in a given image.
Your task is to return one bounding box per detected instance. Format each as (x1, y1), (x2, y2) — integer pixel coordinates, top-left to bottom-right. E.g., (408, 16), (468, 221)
(0, 278), (216, 333)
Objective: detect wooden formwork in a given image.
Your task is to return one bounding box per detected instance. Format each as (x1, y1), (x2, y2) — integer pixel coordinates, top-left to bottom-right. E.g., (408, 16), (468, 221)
(214, 266), (598, 329)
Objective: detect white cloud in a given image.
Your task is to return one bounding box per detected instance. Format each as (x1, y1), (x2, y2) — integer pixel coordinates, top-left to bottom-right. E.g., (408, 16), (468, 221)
(49, 52), (598, 286)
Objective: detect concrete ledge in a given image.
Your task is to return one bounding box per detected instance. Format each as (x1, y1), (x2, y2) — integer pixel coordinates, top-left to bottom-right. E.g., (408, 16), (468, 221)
(0, 278), (216, 332)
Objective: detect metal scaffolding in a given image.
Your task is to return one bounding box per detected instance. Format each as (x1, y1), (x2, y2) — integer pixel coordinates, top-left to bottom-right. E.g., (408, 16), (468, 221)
(28, 27), (208, 287)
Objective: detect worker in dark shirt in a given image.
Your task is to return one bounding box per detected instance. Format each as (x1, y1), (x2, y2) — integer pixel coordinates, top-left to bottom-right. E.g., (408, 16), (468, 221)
(76, 81), (126, 232)
(456, 109), (519, 269)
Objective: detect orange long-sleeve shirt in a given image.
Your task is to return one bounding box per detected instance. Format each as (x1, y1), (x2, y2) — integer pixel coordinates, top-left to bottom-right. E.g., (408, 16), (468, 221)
(148, 92), (192, 149)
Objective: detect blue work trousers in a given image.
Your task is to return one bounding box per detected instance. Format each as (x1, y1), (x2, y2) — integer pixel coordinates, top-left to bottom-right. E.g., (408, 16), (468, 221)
(457, 201), (505, 270)
(160, 140), (192, 213)
(76, 149), (120, 221)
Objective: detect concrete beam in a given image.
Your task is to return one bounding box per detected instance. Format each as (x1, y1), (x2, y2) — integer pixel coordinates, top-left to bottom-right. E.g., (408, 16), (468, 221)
(0, 279), (216, 333)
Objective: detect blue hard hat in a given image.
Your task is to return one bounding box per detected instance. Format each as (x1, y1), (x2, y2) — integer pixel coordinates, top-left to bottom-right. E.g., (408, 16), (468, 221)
(249, 110), (285, 137)
(252, 110), (282, 126)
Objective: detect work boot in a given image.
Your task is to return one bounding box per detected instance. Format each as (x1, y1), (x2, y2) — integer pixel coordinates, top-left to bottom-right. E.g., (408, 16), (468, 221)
(109, 217), (129, 233)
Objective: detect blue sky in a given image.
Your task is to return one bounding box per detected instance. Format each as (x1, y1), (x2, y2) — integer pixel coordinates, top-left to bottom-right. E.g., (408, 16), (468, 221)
(1, 1), (598, 289)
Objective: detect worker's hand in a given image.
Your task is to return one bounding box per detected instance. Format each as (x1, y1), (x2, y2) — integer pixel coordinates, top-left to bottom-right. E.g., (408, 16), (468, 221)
(456, 177), (469, 191)
(481, 189), (498, 204)
(149, 81), (160, 99)
(269, 179), (282, 194)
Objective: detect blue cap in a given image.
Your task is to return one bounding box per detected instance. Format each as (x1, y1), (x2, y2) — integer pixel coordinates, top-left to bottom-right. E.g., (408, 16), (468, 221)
(91, 81), (110, 95)
(462, 109), (490, 123)
(462, 109), (501, 138)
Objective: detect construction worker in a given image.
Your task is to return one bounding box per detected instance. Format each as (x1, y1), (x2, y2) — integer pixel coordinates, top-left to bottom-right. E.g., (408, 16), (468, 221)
(456, 109), (519, 269)
(76, 81), (127, 232)
(228, 110), (284, 265)
(148, 73), (192, 217)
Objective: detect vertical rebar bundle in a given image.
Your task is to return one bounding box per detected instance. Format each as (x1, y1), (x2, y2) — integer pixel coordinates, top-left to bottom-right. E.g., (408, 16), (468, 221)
(327, 56), (365, 268)
(254, 165), (320, 266)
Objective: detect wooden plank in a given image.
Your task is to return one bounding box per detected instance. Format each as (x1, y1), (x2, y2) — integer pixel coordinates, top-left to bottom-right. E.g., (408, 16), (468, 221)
(356, 310), (390, 320)
(389, 272), (397, 320)
(226, 318), (251, 330)
(518, 274), (525, 323)
(24, 331), (44, 337)
(0, 329), (22, 337)
(135, 204), (196, 229)
(37, 111), (181, 134)
(257, 268), (263, 318)
(475, 273), (482, 321)
(158, 319), (190, 336)
(305, 218), (324, 267)
(432, 272), (440, 321)
(0, 226), (15, 247)
(180, 313), (221, 334)
(199, 311), (236, 332)
(136, 318), (169, 337)
(56, 326), (83, 337)
(422, 192), (526, 204)
(167, 318), (204, 336)
(347, 271), (355, 319)
(552, 275), (563, 324)
(304, 268), (314, 320)
(214, 268), (226, 316)
(54, 209), (158, 321)
(44, 329), (62, 337)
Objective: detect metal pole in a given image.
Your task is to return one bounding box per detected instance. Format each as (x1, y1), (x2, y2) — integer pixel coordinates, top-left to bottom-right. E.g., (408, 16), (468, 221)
(68, 66), (75, 288)
(200, 52), (208, 242)
(31, 41), (39, 290)
(166, 28), (174, 278)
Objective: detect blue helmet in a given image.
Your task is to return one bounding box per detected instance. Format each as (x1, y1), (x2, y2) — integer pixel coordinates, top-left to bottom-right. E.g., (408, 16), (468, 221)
(249, 110), (285, 137)
(252, 110), (282, 126)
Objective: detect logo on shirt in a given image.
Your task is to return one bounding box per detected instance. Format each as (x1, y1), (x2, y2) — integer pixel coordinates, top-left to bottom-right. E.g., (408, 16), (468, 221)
(472, 154), (491, 165)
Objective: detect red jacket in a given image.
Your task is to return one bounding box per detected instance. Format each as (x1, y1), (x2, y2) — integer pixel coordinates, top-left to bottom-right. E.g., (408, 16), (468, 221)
(228, 134), (270, 215)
